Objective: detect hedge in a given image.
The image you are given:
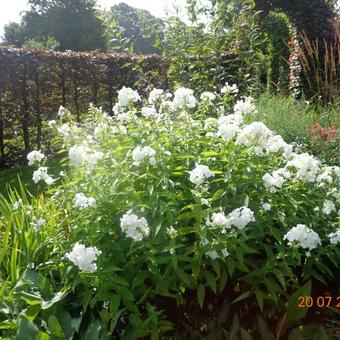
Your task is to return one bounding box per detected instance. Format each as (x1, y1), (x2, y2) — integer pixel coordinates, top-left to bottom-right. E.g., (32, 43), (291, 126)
(0, 47), (169, 168)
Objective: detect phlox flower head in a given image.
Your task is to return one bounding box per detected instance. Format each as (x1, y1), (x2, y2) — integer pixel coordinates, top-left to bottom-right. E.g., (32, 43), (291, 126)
(284, 224), (321, 251)
(216, 123), (240, 141)
(227, 206), (255, 229)
(234, 97), (256, 115)
(148, 88), (164, 105)
(68, 145), (103, 168)
(117, 87), (141, 107)
(208, 212), (231, 230)
(262, 168), (290, 193)
(322, 200), (336, 215)
(141, 106), (158, 118)
(65, 242), (101, 272)
(221, 82), (238, 95)
(236, 122), (273, 153)
(58, 105), (67, 118)
(172, 87), (196, 110)
(132, 146), (156, 166)
(120, 210), (150, 241)
(27, 150), (45, 166)
(286, 153), (321, 182)
(200, 92), (216, 102)
(328, 229), (340, 244)
(166, 226), (178, 238)
(73, 193), (96, 210)
(189, 164), (214, 185)
(265, 135), (293, 159)
(262, 203), (271, 211)
(218, 114), (243, 126)
(32, 167), (54, 185)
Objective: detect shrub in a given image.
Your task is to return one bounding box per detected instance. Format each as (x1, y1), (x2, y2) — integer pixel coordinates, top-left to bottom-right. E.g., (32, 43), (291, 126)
(0, 86), (339, 338)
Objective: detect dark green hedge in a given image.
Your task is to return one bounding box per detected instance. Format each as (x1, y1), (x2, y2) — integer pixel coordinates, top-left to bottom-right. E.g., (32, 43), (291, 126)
(0, 48), (169, 168)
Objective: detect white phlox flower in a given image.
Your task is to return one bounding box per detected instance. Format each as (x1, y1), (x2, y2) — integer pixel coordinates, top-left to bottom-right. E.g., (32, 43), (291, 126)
(286, 153), (321, 182)
(221, 82), (238, 95)
(328, 229), (340, 244)
(322, 200), (336, 215)
(32, 167), (54, 185)
(262, 168), (291, 192)
(73, 193), (96, 210)
(117, 87), (141, 107)
(66, 242), (101, 272)
(172, 87), (196, 110)
(233, 97), (256, 115)
(120, 210), (150, 241)
(132, 146), (156, 166)
(284, 224), (321, 251)
(227, 206), (255, 229)
(189, 164), (214, 185)
(148, 88), (164, 105)
(200, 92), (216, 102)
(27, 150), (45, 166)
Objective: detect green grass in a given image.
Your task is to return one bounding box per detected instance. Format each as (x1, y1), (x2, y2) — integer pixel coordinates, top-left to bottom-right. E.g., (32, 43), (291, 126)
(0, 158), (63, 199)
(253, 93), (340, 144)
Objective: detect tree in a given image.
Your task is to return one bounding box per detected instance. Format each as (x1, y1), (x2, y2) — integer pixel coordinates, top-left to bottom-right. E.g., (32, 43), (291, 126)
(108, 3), (164, 54)
(2, 22), (26, 47)
(3, 0), (106, 51)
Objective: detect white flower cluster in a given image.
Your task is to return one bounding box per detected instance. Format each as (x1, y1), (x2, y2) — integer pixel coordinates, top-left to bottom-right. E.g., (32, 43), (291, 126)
(233, 97), (256, 116)
(172, 87), (196, 110)
(141, 106), (159, 119)
(208, 206), (255, 231)
(284, 224), (321, 251)
(328, 229), (340, 244)
(117, 87), (141, 107)
(73, 193), (96, 210)
(120, 210), (150, 241)
(221, 82), (238, 95)
(216, 114), (243, 141)
(200, 92), (216, 102)
(265, 135), (293, 158)
(148, 88), (164, 105)
(32, 167), (54, 185)
(27, 150), (45, 166)
(189, 164), (215, 185)
(322, 200), (336, 215)
(236, 122), (273, 154)
(166, 226), (178, 238)
(262, 168), (291, 193)
(286, 153), (320, 182)
(132, 146), (156, 166)
(68, 145), (103, 168)
(66, 242), (101, 272)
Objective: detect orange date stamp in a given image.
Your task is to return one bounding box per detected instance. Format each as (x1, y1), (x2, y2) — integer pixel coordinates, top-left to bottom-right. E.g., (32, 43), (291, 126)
(297, 296), (340, 308)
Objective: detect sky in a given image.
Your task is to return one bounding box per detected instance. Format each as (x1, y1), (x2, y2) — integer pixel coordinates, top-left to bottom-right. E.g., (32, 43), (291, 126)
(0, 0), (187, 39)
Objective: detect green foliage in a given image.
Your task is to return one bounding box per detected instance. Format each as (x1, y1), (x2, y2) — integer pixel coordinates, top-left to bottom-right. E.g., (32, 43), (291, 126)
(0, 87), (338, 338)
(252, 93), (340, 164)
(261, 12), (290, 92)
(106, 3), (165, 54)
(3, 0), (106, 51)
(22, 36), (60, 51)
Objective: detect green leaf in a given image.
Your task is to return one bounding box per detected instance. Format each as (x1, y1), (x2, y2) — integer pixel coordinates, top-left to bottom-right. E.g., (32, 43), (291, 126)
(258, 316), (275, 340)
(229, 314), (240, 340)
(288, 324), (329, 340)
(48, 316), (64, 338)
(286, 280), (312, 328)
(231, 291), (251, 304)
(197, 284), (205, 309)
(205, 271), (217, 293)
(227, 257), (235, 277)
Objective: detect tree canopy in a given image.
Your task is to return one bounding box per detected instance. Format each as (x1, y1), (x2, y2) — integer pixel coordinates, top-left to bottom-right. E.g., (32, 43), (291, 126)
(3, 0), (106, 51)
